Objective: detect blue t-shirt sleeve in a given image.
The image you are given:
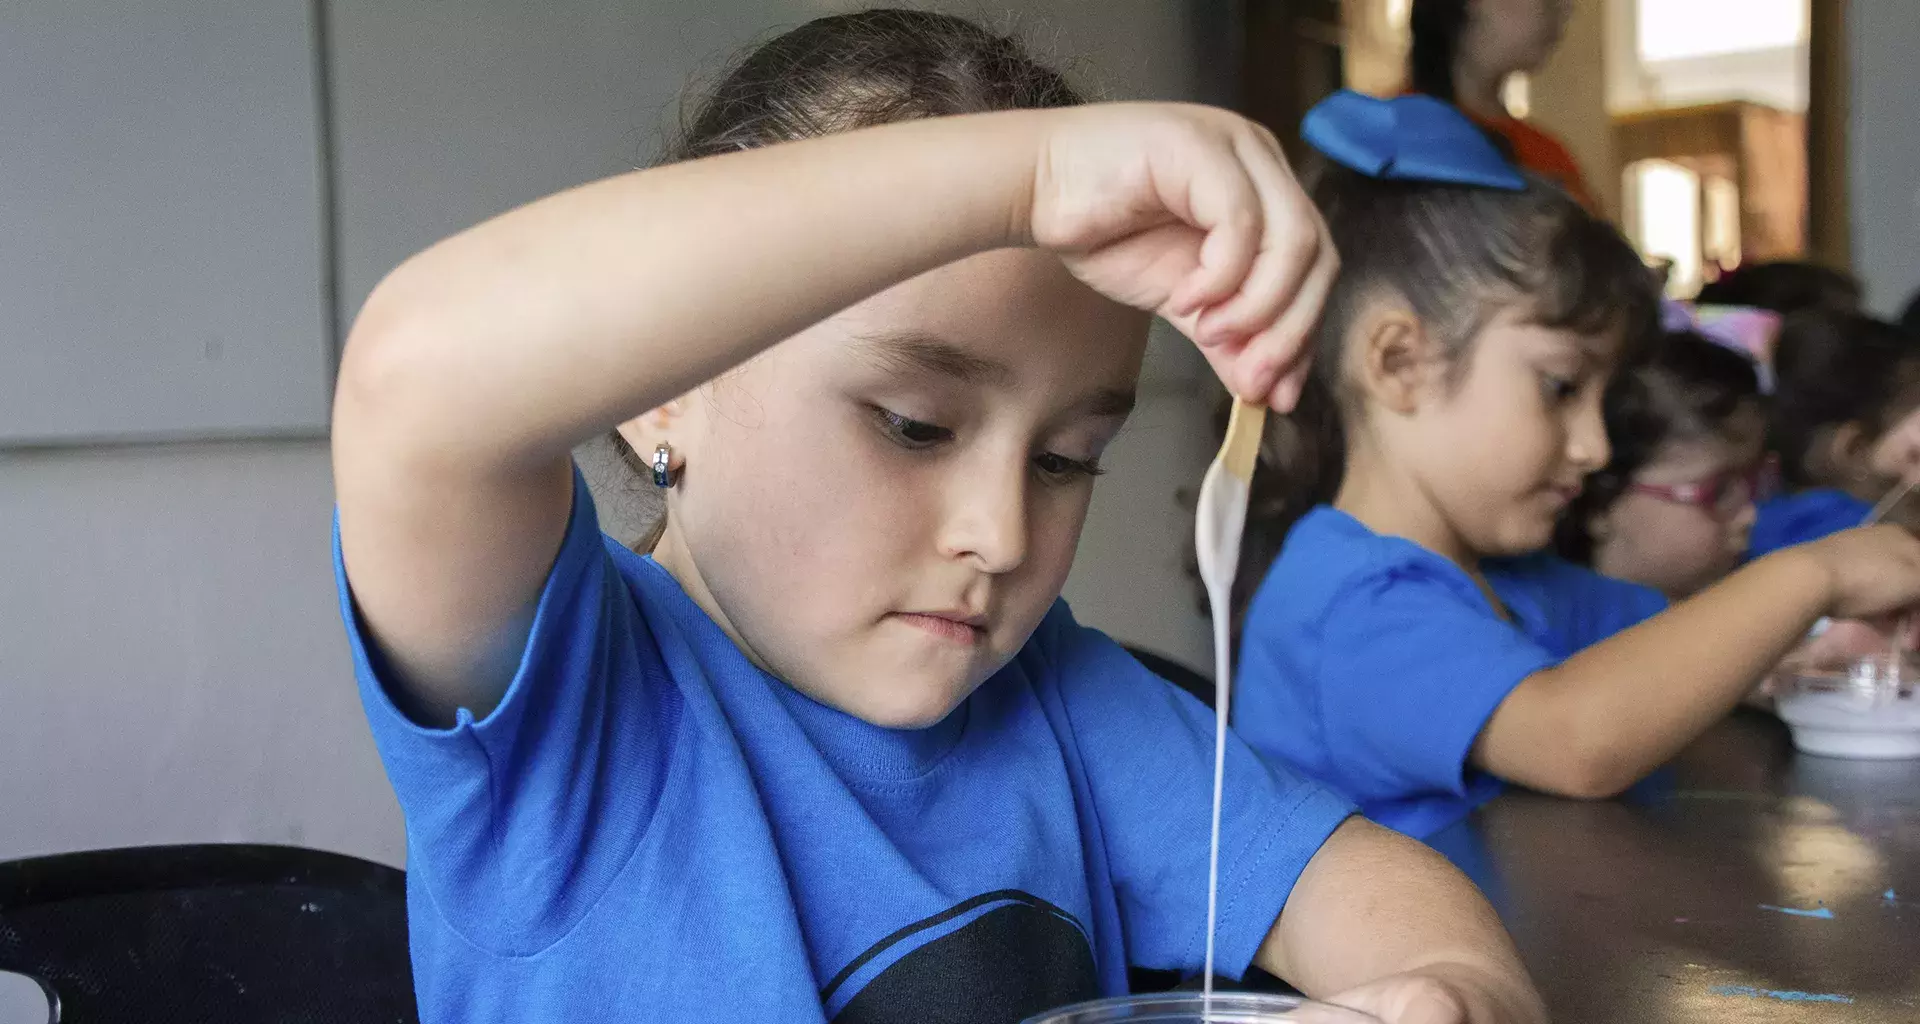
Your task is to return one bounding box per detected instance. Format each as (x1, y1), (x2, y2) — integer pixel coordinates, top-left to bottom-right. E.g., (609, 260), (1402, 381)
(1308, 567), (1555, 806)
(1750, 490), (1872, 558)
(1039, 609), (1355, 979)
(333, 466), (679, 955)
(1546, 562), (1666, 650)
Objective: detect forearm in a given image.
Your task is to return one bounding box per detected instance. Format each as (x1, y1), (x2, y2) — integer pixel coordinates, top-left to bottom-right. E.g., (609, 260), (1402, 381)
(337, 110), (1043, 468)
(1485, 550), (1831, 796)
(1257, 820), (1543, 1023)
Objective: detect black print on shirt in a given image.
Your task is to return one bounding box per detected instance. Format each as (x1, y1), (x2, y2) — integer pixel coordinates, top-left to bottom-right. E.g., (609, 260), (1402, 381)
(825, 890), (1099, 1024)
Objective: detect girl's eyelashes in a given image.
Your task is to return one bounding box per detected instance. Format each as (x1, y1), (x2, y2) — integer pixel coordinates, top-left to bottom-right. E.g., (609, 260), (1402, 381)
(871, 406), (954, 449)
(1034, 451), (1106, 482)
(869, 405), (1105, 483)
(1538, 371), (1582, 405)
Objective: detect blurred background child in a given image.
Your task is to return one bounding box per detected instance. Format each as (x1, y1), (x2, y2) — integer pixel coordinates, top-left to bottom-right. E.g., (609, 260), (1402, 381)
(1752, 310), (1920, 556)
(1405, 0), (1591, 208)
(1555, 329), (1765, 599)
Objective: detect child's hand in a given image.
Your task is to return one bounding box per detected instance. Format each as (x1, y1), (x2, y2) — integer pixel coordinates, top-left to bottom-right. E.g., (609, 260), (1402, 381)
(1324, 974), (1467, 1023)
(1791, 616), (1915, 670)
(1028, 103), (1338, 411)
(1325, 966), (1541, 1024)
(1794, 525), (1920, 620)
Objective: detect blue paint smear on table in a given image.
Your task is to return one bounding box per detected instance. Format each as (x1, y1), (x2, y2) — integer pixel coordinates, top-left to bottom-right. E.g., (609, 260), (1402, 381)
(1711, 985), (1853, 1004)
(1886, 889), (1900, 905)
(1758, 903), (1834, 919)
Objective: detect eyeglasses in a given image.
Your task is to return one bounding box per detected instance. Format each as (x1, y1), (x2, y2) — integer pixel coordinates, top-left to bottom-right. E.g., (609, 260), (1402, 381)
(1628, 461), (1769, 521)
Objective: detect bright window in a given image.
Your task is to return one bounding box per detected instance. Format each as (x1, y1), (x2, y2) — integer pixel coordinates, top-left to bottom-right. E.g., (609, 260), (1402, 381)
(1702, 176), (1743, 275)
(1638, 0), (1807, 63)
(1386, 0), (1412, 31)
(1631, 160), (1702, 296)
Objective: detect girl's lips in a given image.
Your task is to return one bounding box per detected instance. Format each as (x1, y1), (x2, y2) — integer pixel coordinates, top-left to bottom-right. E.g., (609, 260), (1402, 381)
(893, 611), (987, 645)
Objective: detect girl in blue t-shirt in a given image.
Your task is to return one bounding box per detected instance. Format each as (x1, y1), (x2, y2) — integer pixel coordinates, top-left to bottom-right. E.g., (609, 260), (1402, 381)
(1231, 90), (1920, 841)
(1752, 310), (1920, 556)
(329, 11), (1541, 1024)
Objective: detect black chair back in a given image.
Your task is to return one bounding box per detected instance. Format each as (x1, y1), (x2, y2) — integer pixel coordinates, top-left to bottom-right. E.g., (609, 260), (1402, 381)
(1123, 646), (1216, 709)
(0, 844), (416, 1024)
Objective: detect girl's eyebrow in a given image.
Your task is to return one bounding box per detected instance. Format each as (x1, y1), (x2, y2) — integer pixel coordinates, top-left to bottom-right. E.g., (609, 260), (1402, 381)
(854, 328), (1135, 419)
(1523, 327), (1609, 368)
(854, 329), (1014, 387)
(1069, 386), (1137, 420)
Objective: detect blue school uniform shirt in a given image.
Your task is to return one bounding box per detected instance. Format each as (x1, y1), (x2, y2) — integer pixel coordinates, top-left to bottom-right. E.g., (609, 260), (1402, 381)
(335, 468), (1354, 1024)
(1748, 488), (1870, 558)
(1233, 506), (1665, 839)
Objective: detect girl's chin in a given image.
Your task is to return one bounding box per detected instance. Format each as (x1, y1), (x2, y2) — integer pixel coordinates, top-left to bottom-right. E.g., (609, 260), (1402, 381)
(854, 691), (969, 730)
(1493, 518), (1557, 557)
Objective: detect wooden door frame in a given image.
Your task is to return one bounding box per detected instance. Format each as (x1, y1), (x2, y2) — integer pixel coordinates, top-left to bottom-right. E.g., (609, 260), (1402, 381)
(1806, 0), (1850, 272)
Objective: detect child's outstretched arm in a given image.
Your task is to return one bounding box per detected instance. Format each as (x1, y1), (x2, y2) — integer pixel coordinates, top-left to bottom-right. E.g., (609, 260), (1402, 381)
(333, 103), (1334, 724)
(1476, 524), (1920, 798)
(1258, 820), (1545, 1024)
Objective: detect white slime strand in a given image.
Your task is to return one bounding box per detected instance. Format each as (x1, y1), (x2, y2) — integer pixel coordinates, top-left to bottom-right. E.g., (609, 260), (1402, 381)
(1202, 572), (1233, 1007)
(1193, 405), (1256, 1017)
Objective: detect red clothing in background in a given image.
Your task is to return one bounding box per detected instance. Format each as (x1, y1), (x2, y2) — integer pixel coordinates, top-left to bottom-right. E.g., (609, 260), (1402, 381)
(1473, 113), (1597, 212)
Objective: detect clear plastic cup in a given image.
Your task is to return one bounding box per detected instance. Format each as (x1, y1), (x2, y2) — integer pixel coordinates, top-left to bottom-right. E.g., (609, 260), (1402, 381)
(1022, 992), (1382, 1023)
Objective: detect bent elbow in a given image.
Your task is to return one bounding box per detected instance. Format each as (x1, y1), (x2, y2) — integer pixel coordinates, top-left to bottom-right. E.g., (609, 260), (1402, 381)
(1543, 741), (1641, 801)
(1549, 769), (1632, 802)
(332, 276), (447, 437)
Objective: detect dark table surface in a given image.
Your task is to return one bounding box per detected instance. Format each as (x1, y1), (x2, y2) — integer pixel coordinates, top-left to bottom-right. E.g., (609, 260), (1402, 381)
(1439, 710), (1920, 1023)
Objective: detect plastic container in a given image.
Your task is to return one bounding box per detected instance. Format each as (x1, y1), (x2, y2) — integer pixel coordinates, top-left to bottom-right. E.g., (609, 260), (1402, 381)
(1023, 993), (1381, 1024)
(1775, 653), (1920, 759)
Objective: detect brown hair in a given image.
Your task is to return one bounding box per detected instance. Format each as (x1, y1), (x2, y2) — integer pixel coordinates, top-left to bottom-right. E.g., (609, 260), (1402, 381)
(1207, 161), (1658, 633)
(1694, 260), (1861, 316)
(1409, 0), (1471, 103)
(1769, 310), (1920, 489)
(608, 8), (1084, 551)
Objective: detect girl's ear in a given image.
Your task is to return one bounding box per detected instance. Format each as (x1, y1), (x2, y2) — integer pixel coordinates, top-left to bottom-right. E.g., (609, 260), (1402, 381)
(1825, 420), (1874, 483)
(615, 398), (689, 458)
(1350, 306), (1443, 416)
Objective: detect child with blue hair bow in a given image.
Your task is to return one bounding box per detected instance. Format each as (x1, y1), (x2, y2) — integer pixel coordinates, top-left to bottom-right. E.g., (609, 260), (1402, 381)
(1229, 91), (1920, 838)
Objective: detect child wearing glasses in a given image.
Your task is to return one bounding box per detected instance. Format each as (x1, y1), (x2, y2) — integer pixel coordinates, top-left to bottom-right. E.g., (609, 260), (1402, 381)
(1554, 329), (1766, 600)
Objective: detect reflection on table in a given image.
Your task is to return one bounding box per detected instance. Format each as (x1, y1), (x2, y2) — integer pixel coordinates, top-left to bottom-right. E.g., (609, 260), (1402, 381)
(1435, 710), (1920, 1023)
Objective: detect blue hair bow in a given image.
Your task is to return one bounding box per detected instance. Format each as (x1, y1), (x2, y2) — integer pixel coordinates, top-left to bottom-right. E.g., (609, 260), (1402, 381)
(1302, 90), (1525, 191)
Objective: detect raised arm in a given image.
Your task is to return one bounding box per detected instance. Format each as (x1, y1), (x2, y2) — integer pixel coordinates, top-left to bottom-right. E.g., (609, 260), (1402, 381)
(333, 103), (1333, 724)
(333, 113), (1049, 725)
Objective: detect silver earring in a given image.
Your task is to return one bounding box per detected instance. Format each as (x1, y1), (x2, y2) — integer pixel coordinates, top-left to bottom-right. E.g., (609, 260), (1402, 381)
(651, 443), (676, 488)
